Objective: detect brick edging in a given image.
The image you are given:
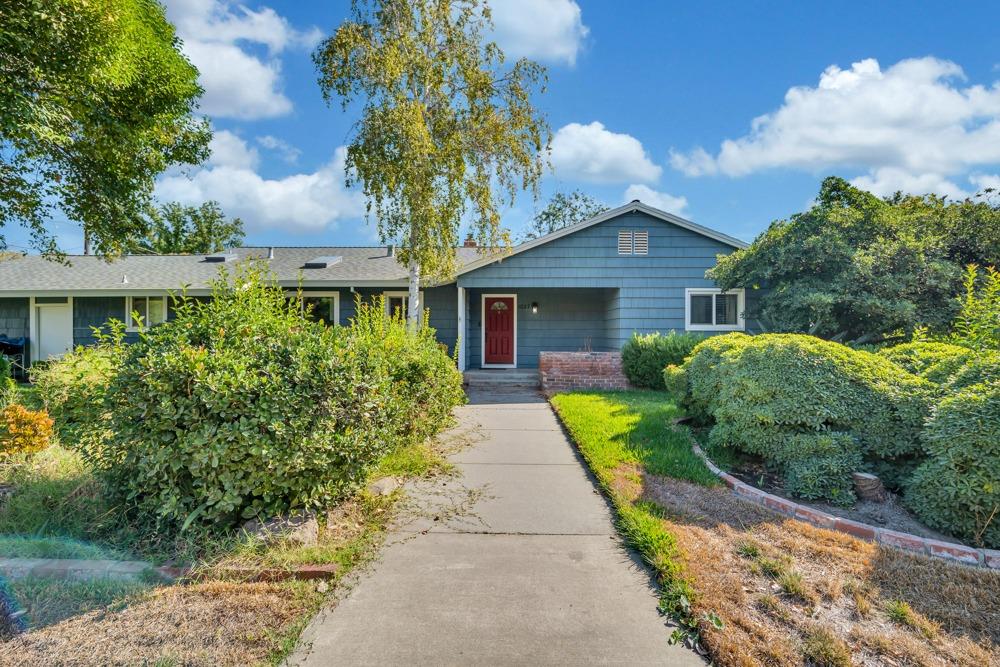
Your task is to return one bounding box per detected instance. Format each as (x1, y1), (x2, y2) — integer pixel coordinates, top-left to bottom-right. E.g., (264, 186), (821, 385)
(689, 442), (1000, 571)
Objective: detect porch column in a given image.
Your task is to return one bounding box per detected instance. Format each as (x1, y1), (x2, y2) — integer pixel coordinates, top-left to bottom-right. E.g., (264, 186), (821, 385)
(456, 286), (467, 371)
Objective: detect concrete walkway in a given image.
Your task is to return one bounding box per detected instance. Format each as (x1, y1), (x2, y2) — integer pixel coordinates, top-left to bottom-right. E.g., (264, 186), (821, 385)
(291, 389), (701, 666)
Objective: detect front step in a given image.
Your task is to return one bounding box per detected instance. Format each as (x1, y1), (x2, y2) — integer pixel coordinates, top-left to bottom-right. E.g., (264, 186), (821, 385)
(463, 369), (540, 389)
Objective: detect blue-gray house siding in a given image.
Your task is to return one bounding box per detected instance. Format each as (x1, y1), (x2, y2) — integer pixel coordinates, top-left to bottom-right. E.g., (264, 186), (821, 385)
(457, 210), (755, 367)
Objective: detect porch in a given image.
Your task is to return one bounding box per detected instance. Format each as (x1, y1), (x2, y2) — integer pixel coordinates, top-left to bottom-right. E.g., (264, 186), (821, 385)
(455, 287), (619, 370)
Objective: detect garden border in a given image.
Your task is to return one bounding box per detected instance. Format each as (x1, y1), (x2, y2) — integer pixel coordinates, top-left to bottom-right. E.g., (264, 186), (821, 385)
(689, 440), (1000, 571)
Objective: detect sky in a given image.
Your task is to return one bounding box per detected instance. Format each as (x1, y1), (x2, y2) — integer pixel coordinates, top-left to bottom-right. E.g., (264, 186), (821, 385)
(28, 0), (1000, 252)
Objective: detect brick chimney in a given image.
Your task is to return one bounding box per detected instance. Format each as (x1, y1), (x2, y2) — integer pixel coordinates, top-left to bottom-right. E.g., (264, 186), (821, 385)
(463, 234), (477, 248)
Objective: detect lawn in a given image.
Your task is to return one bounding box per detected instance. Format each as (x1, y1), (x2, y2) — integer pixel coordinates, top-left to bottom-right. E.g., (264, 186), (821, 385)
(550, 389), (1000, 666)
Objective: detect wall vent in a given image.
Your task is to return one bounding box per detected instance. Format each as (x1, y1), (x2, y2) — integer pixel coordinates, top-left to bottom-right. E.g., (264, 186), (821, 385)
(617, 230), (633, 255)
(633, 230), (649, 255)
(304, 255), (343, 269)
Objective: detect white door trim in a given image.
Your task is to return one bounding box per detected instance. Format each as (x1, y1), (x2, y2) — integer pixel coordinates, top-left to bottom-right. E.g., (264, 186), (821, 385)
(481, 293), (517, 369)
(30, 296), (74, 362)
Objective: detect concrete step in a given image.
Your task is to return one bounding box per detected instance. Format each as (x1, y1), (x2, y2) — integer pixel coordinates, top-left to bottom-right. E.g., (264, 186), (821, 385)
(463, 369), (540, 388)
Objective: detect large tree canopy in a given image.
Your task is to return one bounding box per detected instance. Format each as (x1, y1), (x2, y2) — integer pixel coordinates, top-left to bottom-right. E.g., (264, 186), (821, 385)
(314, 0), (549, 321)
(710, 177), (1000, 344)
(130, 201), (245, 255)
(0, 0), (210, 256)
(521, 190), (607, 242)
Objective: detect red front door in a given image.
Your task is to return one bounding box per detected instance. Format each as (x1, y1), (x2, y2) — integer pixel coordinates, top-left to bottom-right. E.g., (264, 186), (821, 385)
(484, 297), (515, 365)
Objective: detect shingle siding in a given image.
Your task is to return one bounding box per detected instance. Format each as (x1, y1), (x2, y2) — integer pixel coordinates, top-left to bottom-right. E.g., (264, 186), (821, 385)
(459, 211), (757, 366)
(0, 298), (29, 339)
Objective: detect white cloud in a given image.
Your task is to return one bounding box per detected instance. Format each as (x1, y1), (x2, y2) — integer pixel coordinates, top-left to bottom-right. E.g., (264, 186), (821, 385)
(971, 173), (1000, 192)
(163, 0), (322, 120)
(256, 135), (302, 164)
(550, 122), (662, 184)
(623, 184), (688, 215)
(670, 57), (1000, 198)
(209, 130), (259, 169)
(157, 135), (363, 233)
(490, 0), (588, 66)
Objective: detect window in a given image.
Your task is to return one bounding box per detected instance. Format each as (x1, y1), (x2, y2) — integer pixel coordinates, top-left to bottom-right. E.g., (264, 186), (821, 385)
(286, 291), (340, 326)
(685, 288), (745, 331)
(617, 229), (648, 255)
(383, 291), (423, 321)
(127, 296), (166, 330)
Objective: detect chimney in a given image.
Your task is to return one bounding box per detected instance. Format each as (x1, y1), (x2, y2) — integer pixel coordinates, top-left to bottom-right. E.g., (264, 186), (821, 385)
(267, 246), (275, 259)
(463, 234), (477, 248)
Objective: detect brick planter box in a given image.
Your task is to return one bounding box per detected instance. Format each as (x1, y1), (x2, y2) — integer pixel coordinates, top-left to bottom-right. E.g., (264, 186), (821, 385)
(539, 351), (630, 392)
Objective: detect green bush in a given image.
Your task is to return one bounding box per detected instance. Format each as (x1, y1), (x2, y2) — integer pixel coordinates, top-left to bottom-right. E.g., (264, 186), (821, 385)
(683, 334), (934, 504)
(621, 331), (705, 390)
(77, 266), (463, 532)
(32, 340), (121, 458)
(943, 350), (1000, 391)
(878, 342), (975, 385)
(679, 332), (751, 423)
(906, 381), (1000, 548)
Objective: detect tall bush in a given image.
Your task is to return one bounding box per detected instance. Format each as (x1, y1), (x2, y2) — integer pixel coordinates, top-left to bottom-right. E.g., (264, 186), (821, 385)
(79, 266), (464, 531)
(948, 264), (1000, 352)
(683, 334), (933, 504)
(621, 331), (705, 390)
(906, 381), (1000, 548)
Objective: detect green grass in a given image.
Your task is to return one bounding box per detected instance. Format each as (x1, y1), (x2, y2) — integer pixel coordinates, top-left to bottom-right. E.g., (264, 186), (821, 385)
(0, 535), (127, 560)
(549, 390), (719, 486)
(3, 575), (153, 630)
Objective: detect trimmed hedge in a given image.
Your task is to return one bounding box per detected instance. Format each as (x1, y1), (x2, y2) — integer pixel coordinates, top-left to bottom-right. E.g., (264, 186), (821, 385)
(682, 334), (934, 505)
(878, 342), (975, 385)
(621, 331), (705, 390)
(36, 266), (464, 532)
(906, 380), (1000, 548)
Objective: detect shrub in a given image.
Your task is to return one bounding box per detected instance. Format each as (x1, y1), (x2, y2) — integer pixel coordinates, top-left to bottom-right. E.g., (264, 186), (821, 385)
(0, 404), (54, 458)
(681, 332), (751, 422)
(947, 264), (1000, 352)
(86, 266), (463, 532)
(878, 342), (975, 385)
(621, 331), (705, 390)
(906, 380), (1000, 548)
(32, 339), (121, 457)
(683, 334), (933, 504)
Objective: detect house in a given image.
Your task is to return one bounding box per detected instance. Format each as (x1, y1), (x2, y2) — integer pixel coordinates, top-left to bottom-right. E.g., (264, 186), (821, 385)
(0, 201), (755, 370)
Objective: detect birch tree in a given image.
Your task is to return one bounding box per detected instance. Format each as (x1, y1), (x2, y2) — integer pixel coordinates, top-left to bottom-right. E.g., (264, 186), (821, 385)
(314, 0), (549, 323)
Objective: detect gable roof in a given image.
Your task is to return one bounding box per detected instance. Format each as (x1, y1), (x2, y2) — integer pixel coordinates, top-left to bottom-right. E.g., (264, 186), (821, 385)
(456, 200), (748, 276)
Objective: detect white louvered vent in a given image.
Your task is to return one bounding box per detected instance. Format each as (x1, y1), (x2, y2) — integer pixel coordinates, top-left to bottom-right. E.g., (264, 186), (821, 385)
(617, 230), (633, 255)
(633, 230), (649, 255)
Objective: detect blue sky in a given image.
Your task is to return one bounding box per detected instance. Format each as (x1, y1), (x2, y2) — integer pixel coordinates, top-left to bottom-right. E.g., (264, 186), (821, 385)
(31, 0), (1000, 252)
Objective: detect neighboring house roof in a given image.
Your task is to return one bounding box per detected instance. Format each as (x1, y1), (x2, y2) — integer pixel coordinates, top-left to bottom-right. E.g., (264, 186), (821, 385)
(456, 200), (748, 276)
(0, 246), (482, 294)
(0, 201), (745, 294)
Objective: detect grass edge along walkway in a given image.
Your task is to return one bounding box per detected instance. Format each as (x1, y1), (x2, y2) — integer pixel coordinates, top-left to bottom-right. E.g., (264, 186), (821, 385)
(548, 390), (718, 650)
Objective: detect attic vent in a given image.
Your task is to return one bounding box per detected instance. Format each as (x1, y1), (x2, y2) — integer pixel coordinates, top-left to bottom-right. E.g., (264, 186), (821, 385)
(205, 252), (238, 263)
(304, 255), (342, 269)
(617, 230), (633, 255)
(617, 230), (648, 255)
(633, 230), (648, 255)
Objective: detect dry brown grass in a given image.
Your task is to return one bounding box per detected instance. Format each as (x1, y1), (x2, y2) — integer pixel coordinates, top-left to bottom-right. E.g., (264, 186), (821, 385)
(0, 581), (319, 667)
(642, 473), (1000, 667)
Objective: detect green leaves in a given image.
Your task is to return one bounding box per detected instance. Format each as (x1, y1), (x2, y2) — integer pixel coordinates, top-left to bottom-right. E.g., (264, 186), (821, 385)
(0, 0), (210, 255)
(129, 201), (245, 255)
(314, 0), (550, 282)
(621, 331), (705, 390)
(709, 176), (1000, 343)
(522, 190), (607, 242)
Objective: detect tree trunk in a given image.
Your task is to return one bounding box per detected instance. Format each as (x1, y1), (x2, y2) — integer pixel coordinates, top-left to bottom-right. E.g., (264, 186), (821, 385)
(407, 259), (420, 329)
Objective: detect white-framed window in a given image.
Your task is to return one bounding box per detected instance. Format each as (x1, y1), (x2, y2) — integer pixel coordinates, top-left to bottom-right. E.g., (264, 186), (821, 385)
(685, 288), (745, 331)
(618, 229), (648, 255)
(126, 295), (167, 330)
(383, 291), (424, 320)
(286, 291), (340, 326)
